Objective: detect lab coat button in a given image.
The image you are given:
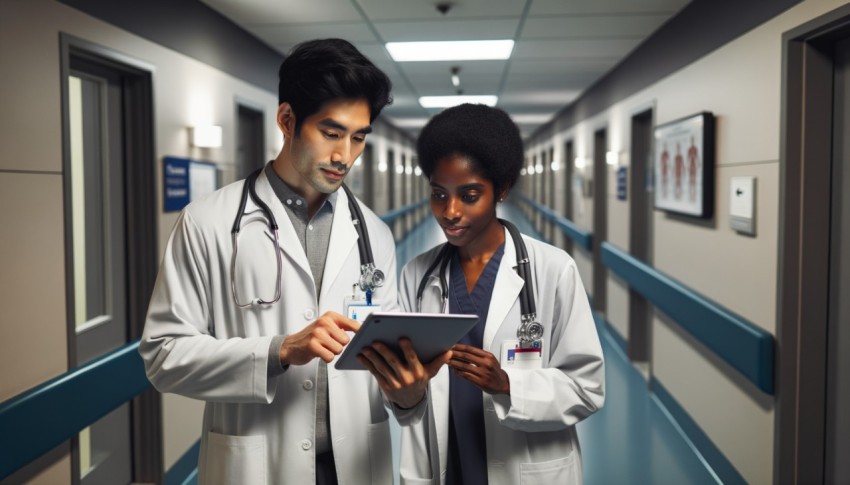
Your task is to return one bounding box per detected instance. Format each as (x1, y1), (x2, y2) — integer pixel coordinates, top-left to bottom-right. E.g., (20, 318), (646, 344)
(301, 439), (312, 450)
(303, 379), (314, 390)
(304, 309), (315, 320)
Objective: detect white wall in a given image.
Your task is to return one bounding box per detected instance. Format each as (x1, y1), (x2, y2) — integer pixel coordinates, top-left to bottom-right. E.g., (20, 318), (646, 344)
(522, 0), (848, 482)
(0, 0), (417, 482)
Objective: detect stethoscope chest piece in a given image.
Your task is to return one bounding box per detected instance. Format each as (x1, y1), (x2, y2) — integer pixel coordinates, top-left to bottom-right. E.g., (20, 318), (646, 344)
(518, 313), (544, 346)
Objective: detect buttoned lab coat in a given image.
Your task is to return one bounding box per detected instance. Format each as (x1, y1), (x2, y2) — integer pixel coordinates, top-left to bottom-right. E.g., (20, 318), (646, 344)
(140, 169), (400, 485)
(398, 228), (605, 485)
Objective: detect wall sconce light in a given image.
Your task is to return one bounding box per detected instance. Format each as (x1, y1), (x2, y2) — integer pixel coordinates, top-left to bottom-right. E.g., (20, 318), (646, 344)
(574, 157), (587, 169)
(606, 151), (620, 166)
(550, 160), (561, 172)
(191, 125), (222, 148)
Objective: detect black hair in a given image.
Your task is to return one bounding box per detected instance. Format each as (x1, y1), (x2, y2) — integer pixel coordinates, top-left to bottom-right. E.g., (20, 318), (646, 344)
(278, 38), (392, 133)
(417, 103), (524, 196)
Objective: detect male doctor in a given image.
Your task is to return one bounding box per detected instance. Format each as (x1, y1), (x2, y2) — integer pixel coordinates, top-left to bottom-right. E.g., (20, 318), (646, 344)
(140, 38), (443, 485)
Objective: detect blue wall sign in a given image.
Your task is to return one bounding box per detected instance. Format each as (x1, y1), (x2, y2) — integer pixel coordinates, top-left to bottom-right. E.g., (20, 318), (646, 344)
(163, 156), (190, 212)
(617, 166), (628, 201)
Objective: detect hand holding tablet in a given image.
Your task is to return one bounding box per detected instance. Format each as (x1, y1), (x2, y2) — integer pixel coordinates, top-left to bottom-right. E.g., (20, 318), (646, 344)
(334, 312), (478, 371)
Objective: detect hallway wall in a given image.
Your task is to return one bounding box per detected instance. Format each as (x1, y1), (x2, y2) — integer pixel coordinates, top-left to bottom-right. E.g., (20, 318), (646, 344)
(524, 1), (847, 482)
(0, 1), (416, 482)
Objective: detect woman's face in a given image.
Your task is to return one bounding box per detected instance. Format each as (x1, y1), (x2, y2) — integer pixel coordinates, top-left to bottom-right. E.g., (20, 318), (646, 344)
(429, 153), (503, 249)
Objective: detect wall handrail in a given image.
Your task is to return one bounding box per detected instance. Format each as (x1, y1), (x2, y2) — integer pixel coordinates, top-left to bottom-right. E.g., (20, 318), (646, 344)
(0, 340), (150, 480)
(515, 194), (593, 250)
(601, 242), (774, 394)
(379, 199), (428, 225)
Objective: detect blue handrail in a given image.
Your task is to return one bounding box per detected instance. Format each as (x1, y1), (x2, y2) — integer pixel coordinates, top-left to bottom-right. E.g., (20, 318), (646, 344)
(0, 340), (150, 480)
(515, 194), (593, 250)
(601, 242), (774, 394)
(380, 199), (428, 225)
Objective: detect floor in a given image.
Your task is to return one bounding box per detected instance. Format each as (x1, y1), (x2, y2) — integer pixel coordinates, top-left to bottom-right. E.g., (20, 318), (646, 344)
(393, 202), (720, 485)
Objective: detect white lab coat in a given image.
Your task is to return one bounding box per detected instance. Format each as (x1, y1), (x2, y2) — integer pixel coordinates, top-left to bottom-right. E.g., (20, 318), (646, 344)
(398, 228), (605, 485)
(140, 169), (401, 485)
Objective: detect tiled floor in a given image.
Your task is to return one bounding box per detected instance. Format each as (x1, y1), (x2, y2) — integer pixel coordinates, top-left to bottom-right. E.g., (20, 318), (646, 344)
(394, 202), (720, 485)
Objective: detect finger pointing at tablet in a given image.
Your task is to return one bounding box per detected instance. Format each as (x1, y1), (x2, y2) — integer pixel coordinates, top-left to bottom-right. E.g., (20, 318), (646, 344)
(279, 311), (361, 366)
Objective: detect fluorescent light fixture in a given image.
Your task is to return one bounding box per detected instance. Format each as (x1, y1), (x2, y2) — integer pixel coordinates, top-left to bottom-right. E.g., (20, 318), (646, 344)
(419, 95), (497, 109)
(386, 40), (514, 62)
(191, 125), (222, 148)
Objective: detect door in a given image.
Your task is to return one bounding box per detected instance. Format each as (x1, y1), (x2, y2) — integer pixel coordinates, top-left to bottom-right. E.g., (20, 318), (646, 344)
(592, 128), (608, 313)
(628, 109), (654, 361)
(563, 140), (574, 254)
(236, 104), (265, 179)
(63, 41), (160, 484)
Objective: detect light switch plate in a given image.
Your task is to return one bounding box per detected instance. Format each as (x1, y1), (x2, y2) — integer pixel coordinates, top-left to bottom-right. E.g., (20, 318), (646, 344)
(730, 176), (756, 235)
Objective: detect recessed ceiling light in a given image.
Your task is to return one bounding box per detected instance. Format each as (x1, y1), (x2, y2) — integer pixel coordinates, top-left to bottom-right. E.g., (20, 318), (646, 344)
(419, 95), (498, 108)
(386, 40), (514, 62)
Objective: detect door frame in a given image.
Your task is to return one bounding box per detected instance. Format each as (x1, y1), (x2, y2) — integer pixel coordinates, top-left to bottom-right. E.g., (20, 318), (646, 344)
(776, 5), (850, 483)
(60, 34), (161, 484)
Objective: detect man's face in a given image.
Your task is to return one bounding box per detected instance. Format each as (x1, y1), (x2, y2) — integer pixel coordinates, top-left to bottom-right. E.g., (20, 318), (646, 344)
(284, 98), (372, 194)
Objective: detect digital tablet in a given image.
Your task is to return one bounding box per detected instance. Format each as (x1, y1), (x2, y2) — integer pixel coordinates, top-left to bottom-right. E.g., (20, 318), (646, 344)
(335, 312), (479, 371)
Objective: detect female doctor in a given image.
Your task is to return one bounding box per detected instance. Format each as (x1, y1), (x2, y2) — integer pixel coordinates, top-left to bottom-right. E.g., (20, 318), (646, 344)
(396, 104), (605, 484)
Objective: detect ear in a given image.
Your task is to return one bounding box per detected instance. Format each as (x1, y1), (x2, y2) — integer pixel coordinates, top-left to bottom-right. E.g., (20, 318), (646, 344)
(277, 102), (296, 138)
(497, 187), (510, 203)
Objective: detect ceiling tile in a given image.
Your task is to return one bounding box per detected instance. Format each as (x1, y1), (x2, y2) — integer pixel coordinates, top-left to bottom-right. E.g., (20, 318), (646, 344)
(512, 38), (642, 59)
(201, 0), (362, 23)
(529, 0), (690, 17)
(358, 0), (526, 21)
(521, 14), (672, 39)
(374, 18), (519, 42)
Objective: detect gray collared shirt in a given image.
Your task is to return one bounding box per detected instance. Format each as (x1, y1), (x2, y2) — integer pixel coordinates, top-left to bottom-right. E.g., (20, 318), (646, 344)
(264, 164), (336, 455)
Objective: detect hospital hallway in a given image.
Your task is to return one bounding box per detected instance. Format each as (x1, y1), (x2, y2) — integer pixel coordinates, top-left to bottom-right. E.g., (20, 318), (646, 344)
(395, 202), (722, 485)
(4, 1), (850, 484)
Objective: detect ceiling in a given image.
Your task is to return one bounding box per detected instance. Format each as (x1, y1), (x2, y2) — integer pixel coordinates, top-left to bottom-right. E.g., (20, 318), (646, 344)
(201, 0), (689, 138)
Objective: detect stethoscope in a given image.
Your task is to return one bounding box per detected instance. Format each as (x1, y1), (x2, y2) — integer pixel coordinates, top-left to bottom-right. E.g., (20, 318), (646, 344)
(414, 218), (545, 345)
(230, 167), (385, 308)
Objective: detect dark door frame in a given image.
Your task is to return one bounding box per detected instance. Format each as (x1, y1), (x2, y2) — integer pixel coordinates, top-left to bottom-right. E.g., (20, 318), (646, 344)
(60, 34), (161, 484)
(592, 128), (608, 313)
(776, 5), (850, 483)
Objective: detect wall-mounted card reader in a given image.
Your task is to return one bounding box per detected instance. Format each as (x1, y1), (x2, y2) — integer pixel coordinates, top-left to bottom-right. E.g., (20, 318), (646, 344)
(730, 176), (756, 236)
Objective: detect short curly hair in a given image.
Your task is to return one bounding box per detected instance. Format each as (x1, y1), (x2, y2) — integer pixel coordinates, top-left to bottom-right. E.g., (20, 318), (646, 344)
(416, 104), (523, 196)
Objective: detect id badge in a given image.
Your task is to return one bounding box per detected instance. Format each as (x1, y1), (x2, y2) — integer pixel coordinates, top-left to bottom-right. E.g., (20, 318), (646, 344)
(500, 339), (544, 370)
(344, 296), (381, 324)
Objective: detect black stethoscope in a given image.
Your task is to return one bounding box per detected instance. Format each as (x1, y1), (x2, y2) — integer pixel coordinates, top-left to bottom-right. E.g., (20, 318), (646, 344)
(230, 167), (384, 308)
(414, 218), (545, 345)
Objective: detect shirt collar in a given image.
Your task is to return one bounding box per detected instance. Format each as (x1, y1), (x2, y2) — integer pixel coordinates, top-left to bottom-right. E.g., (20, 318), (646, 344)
(264, 163), (338, 212)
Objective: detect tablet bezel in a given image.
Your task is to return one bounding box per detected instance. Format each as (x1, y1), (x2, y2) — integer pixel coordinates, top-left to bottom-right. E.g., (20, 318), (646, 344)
(334, 312), (479, 371)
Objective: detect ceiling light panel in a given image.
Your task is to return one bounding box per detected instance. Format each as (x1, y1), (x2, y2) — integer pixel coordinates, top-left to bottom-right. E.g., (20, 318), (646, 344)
(386, 40), (514, 62)
(419, 95), (498, 108)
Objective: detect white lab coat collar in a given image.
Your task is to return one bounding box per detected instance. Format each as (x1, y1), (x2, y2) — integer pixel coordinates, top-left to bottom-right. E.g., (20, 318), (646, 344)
(423, 226), (524, 351)
(483, 226), (524, 351)
(251, 170), (357, 298)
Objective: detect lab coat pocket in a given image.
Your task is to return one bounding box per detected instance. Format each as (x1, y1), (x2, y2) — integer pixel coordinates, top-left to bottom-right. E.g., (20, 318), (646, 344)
(367, 420), (393, 485)
(204, 432), (266, 485)
(519, 452), (579, 485)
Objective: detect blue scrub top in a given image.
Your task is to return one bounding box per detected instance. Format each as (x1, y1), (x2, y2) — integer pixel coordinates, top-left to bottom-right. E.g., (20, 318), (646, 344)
(445, 242), (505, 485)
